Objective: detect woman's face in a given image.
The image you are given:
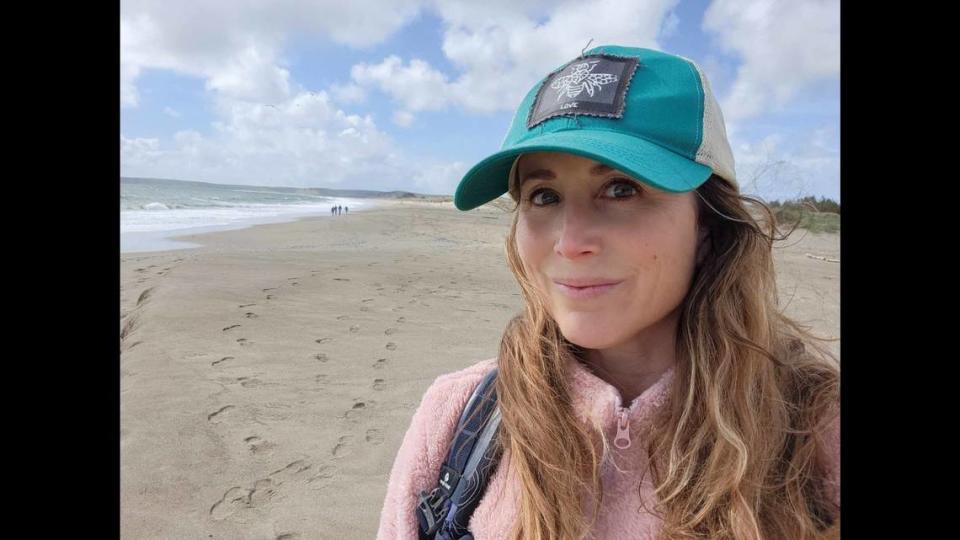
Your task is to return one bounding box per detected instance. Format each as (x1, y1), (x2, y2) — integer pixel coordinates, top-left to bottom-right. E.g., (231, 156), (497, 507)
(515, 151), (705, 350)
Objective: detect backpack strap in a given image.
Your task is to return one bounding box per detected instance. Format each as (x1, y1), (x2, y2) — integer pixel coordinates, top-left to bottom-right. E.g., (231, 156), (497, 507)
(417, 367), (502, 540)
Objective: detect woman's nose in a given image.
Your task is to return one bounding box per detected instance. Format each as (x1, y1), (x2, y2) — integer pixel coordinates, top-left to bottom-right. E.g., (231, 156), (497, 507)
(554, 202), (602, 259)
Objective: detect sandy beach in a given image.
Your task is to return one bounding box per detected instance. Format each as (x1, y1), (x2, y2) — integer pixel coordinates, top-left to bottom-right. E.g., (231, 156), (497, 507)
(120, 200), (839, 539)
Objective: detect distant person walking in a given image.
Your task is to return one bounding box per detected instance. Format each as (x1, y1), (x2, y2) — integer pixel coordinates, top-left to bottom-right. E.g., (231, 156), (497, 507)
(345, 206), (349, 214)
(331, 205), (336, 216)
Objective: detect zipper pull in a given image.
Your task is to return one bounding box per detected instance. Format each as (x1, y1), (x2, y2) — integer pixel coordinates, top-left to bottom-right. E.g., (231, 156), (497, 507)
(614, 408), (631, 449)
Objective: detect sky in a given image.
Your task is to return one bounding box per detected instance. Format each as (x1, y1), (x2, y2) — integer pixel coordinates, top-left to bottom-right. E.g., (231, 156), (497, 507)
(120, 0), (840, 202)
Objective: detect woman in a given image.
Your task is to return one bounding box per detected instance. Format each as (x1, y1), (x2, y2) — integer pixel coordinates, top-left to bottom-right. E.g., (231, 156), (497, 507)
(377, 45), (840, 540)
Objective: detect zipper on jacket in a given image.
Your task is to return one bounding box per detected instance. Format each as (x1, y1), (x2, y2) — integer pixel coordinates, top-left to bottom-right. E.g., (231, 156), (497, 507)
(614, 407), (631, 449)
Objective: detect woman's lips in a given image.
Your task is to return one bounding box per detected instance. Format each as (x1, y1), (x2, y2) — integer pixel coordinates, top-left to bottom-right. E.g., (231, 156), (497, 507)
(555, 281), (622, 299)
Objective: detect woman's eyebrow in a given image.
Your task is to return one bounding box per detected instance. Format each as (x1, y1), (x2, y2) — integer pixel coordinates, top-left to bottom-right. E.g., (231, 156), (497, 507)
(519, 164), (615, 186)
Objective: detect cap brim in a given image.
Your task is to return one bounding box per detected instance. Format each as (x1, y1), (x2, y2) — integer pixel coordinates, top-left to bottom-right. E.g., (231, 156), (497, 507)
(454, 130), (713, 211)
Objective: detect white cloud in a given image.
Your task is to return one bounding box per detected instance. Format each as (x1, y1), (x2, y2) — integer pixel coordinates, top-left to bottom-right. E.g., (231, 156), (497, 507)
(121, 89), (468, 193)
(352, 56), (452, 112)
(393, 110), (415, 127)
(660, 9), (680, 39)
(120, 135), (162, 168)
(121, 62), (141, 107)
(411, 160), (470, 196)
(732, 126), (839, 202)
(120, 0), (424, 107)
(203, 44), (293, 104)
(162, 106), (181, 118)
(703, 0), (840, 122)
(349, 0), (678, 120)
(329, 83), (367, 105)
(119, 0), (483, 193)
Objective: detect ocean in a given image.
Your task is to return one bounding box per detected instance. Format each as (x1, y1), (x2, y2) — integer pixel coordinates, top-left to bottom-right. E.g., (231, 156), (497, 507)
(120, 177), (379, 253)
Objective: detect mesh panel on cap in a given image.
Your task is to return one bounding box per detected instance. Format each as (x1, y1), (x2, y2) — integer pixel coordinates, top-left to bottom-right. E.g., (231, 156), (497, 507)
(687, 60), (737, 187)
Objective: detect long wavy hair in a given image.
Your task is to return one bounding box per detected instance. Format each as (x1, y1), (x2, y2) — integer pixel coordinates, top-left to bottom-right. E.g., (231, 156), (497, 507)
(457, 165), (840, 539)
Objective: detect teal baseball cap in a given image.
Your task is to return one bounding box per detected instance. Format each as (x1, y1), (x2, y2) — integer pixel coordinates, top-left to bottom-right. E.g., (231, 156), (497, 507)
(454, 45), (737, 211)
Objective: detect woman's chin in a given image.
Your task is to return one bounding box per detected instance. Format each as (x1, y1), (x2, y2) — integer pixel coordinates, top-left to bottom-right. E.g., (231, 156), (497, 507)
(556, 320), (622, 350)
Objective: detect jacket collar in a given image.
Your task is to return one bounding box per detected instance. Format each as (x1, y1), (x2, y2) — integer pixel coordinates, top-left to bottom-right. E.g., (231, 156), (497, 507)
(565, 354), (675, 435)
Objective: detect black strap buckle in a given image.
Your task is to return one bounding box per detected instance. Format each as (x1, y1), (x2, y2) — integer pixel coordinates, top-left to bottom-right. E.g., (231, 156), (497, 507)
(416, 486), (449, 537)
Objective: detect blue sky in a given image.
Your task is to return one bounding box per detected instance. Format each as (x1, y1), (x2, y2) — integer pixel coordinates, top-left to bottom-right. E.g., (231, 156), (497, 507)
(121, 0), (840, 202)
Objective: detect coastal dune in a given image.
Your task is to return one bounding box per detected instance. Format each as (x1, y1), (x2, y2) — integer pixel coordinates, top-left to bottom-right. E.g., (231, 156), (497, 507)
(120, 200), (839, 539)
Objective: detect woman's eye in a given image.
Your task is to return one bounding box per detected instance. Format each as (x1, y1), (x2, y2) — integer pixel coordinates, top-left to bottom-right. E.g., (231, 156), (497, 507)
(526, 179), (640, 207)
(604, 179), (639, 199)
(529, 188), (558, 206)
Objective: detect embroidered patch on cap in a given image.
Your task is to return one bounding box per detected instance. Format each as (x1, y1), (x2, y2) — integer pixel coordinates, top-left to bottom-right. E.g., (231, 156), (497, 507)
(527, 53), (639, 129)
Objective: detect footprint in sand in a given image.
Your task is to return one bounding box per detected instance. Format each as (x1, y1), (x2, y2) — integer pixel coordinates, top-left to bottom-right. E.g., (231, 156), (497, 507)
(239, 303), (257, 308)
(244, 435), (275, 455)
(385, 342), (397, 351)
(349, 325), (360, 333)
(248, 478), (278, 507)
(384, 328), (397, 335)
(332, 435), (353, 458)
(396, 316), (406, 323)
(245, 312), (258, 319)
(344, 401), (367, 420)
(373, 358), (388, 369)
(120, 313), (141, 342)
(335, 315), (349, 321)
(237, 338), (253, 346)
(263, 288), (277, 292)
(136, 287), (154, 307)
(211, 356), (234, 367)
(361, 298), (374, 303)
(315, 338), (333, 344)
(366, 429), (384, 445)
(306, 464), (336, 484)
(207, 405), (235, 423)
(240, 378), (265, 388)
(359, 306), (370, 312)
(372, 378), (386, 391)
(333, 278), (350, 282)
(223, 324), (241, 332)
(210, 460), (314, 520)
(209, 486), (251, 520)
(269, 460), (312, 487)
(313, 353), (328, 363)
(266, 294), (275, 300)
(315, 374), (328, 384)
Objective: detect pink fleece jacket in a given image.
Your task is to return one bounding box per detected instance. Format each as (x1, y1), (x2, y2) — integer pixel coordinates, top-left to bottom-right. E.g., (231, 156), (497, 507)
(376, 356), (840, 539)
